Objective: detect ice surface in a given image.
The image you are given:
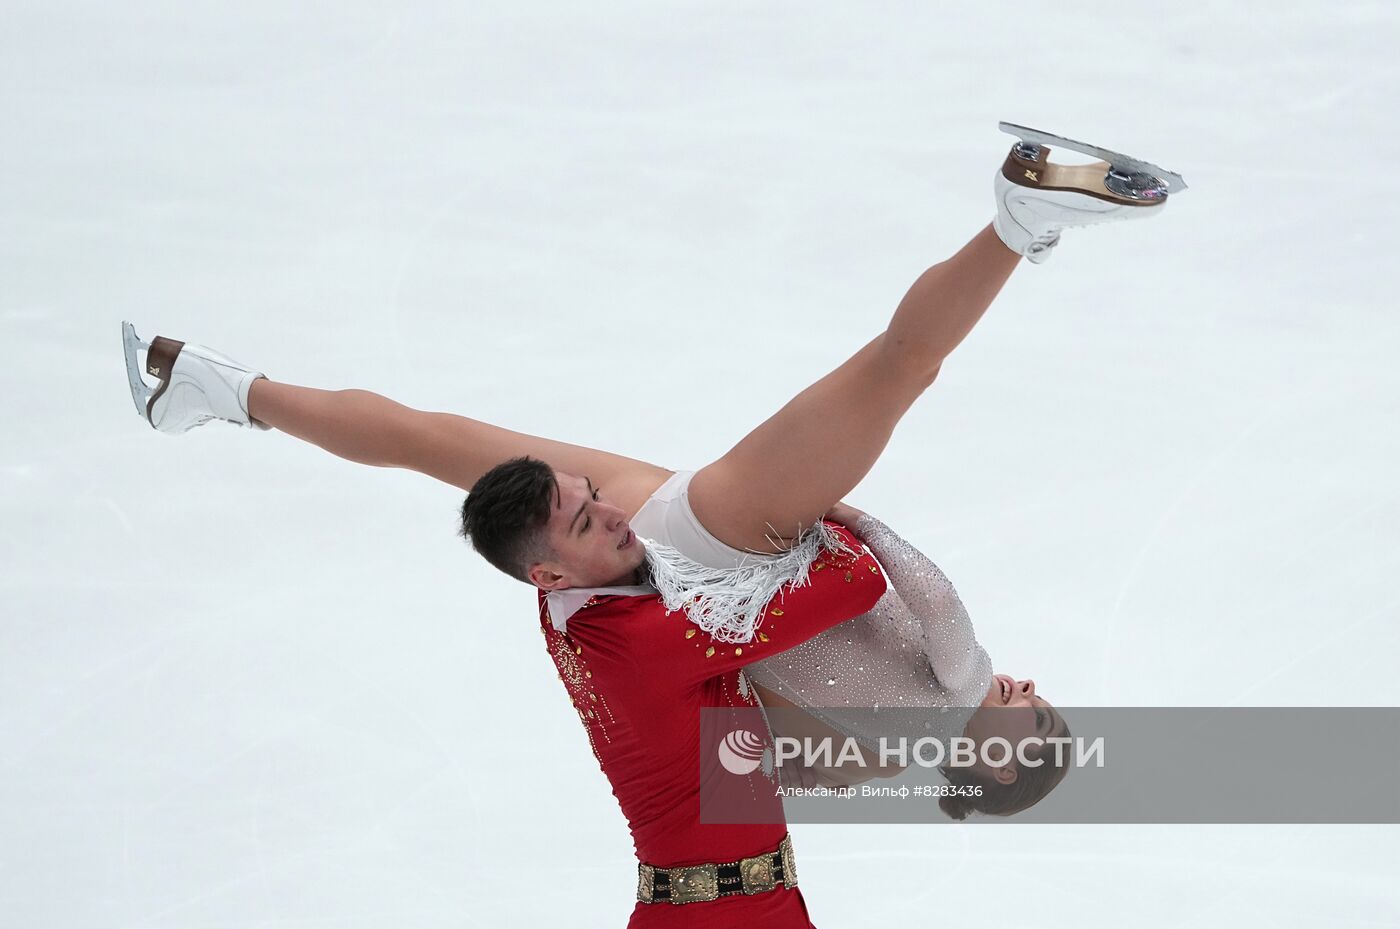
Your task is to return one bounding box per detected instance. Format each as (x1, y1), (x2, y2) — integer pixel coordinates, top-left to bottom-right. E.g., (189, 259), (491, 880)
(2, 2), (1398, 926)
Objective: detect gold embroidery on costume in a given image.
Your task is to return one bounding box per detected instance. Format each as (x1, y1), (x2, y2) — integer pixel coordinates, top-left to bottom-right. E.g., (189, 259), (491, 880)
(542, 603), (613, 761)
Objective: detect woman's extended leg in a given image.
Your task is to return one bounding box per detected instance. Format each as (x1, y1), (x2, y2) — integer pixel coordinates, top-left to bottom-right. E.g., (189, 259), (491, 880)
(689, 223), (1019, 552)
(246, 382), (669, 510)
(241, 224), (1013, 538)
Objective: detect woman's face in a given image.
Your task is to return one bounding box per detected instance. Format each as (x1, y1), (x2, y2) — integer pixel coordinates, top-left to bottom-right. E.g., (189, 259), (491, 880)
(961, 674), (1064, 784)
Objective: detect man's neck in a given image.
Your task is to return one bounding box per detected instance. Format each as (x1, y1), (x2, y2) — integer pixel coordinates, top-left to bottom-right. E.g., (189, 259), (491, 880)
(598, 563), (651, 589)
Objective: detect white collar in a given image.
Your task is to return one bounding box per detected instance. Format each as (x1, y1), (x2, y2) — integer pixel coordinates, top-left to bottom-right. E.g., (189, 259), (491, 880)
(545, 584), (656, 633)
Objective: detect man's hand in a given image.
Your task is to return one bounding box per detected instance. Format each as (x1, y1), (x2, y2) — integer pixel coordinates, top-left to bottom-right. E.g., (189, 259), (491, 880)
(824, 501), (868, 530)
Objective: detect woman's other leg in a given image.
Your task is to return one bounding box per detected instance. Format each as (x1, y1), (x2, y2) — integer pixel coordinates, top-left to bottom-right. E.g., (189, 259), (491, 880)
(690, 223), (1019, 551)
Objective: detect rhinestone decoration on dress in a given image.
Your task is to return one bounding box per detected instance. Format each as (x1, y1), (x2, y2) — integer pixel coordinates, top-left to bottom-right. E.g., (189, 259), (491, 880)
(745, 515), (994, 751)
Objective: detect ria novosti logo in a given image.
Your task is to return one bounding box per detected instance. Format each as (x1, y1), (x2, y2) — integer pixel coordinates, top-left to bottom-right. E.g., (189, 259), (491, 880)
(717, 729), (767, 775)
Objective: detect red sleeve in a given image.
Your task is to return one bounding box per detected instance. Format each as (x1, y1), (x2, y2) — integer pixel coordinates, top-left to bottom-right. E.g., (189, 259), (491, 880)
(630, 522), (888, 690)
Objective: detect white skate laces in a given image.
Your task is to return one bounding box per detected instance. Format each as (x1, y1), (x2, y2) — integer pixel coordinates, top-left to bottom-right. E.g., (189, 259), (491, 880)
(992, 122), (1186, 264)
(121, 322), (269, 434)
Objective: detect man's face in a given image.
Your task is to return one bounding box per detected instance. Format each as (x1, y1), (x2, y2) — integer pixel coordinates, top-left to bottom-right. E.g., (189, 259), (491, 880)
(528, 471), (647, 590)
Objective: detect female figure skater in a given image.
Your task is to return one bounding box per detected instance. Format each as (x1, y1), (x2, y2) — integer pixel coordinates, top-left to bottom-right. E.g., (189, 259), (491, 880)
(122, 126), (1176, 829)
(624, 473), (1065, 819)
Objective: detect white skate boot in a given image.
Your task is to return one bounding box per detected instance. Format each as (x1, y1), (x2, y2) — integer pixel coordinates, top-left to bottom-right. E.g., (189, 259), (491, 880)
(993, 121), (1186, 264)
(122, 322), (269, 433)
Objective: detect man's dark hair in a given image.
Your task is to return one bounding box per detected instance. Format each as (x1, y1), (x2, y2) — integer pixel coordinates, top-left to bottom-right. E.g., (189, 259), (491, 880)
(458, 456), (559, 584)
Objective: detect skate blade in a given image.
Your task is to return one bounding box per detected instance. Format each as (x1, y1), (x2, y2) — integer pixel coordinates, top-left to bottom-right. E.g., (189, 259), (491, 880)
(122, 323), (185, 427)
(999, 121), (1187, 194)
(122, 321), (153, 417)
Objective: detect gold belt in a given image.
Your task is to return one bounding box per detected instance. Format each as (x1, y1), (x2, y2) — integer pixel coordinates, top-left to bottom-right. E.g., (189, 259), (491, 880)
(637, 835), (797, 905)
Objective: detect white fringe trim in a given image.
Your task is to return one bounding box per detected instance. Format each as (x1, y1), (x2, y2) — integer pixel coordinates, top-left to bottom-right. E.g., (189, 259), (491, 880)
(640, 522), (856, 644)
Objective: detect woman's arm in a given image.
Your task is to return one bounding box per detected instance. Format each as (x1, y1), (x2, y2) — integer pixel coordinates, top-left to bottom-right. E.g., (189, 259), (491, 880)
(843, 508), (989, 692)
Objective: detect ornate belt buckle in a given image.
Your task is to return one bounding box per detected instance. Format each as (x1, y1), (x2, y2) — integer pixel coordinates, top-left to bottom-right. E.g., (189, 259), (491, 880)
(668, 864), (720, 905)
(780, 835), (798, 888)
(636, 864), (655, 904)
(739, 853), (776, 895)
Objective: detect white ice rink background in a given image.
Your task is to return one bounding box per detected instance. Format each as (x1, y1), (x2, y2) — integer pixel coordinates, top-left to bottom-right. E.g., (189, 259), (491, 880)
(2, 2), (1398, 926)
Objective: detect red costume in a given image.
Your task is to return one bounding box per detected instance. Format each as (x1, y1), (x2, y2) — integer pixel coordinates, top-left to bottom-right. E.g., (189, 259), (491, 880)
(538, 522), (886, 927)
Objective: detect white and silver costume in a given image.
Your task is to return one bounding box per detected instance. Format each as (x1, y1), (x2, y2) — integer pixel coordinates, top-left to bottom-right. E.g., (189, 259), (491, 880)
(625, 471), (995, 750)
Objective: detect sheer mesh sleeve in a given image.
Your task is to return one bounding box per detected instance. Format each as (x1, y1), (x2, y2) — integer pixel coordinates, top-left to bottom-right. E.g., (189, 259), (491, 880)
(743, 513), (992, 756)
(853, 514), (990, 694)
